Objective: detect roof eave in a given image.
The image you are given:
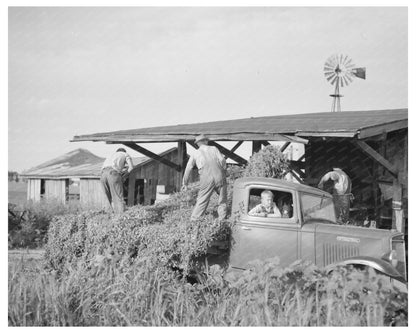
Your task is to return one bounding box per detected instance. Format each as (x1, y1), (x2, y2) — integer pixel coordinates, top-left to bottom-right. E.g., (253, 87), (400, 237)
(72, 133), (308, 144)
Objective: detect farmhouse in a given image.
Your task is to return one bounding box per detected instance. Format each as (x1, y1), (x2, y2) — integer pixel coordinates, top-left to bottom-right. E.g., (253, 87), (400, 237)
(21, 147), (197, 207)
(72, 108), (408, 234)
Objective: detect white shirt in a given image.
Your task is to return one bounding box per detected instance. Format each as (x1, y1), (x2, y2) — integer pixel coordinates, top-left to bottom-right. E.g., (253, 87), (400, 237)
(182, 145), (226, 185)
(102, 151), (133, 173)
(248, 202), (282, 217)
(320, 168), (350, 195)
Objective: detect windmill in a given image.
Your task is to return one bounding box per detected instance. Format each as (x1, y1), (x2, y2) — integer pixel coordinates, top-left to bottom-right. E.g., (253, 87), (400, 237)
(324, 54), (366, 112)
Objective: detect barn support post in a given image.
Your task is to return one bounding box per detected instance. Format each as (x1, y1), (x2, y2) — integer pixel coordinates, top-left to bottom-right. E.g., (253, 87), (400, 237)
(353, 140), (398, 178)
(303, 143), (313, 185)
(127, 173), (135, 206)
(209, 142), (247, 165)
(252, 141), (262, 154)
(280, 141), (291, 153)
(230, 141), (243, 153)
(392, 179), (403, 232)
(177, 141), (187, 191)
(392, 132), (407, 234)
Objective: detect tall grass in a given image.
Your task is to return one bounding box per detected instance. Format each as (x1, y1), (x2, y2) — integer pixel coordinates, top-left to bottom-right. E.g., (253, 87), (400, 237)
(8, 254), (407, 326)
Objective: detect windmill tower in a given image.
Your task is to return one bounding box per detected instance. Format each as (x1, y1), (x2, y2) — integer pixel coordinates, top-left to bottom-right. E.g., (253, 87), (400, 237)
(324, 54), (366, 112)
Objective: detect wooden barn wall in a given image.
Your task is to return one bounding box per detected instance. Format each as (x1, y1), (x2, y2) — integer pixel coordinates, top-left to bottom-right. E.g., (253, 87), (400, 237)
(27, 179), (41, 202)
(44, 179), (67, 204)
(80, 178), (109, 209)
(128, 150), (198, 206)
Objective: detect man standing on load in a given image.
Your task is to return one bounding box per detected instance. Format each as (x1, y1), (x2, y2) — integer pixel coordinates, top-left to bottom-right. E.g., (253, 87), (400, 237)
(101, 147), (134, 215)
(182, 134), (227, 221)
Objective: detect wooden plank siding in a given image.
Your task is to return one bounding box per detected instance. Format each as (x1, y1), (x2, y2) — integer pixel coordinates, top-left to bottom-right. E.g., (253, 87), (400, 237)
(80, 178), (109, 209)
(44, 179), (67, 204)
(27, 179), (41, 202)
(127, 148), (197, 206)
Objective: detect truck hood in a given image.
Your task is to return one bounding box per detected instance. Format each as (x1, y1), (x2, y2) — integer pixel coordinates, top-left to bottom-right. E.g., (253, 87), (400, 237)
(310, 223), (401, 240)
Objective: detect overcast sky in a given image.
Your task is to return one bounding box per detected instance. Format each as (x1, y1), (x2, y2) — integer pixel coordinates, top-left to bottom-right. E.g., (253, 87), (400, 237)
(8, 6), (408, 172)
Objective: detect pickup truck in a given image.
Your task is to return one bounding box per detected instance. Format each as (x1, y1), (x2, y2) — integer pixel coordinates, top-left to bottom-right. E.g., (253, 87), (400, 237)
(208, 177), (407, 282)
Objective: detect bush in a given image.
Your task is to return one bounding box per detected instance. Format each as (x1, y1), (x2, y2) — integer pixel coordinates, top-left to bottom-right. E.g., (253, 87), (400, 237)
(8, 200), (87, 249)
(44, 184), (233, 275)
(243, 145), (289, 178)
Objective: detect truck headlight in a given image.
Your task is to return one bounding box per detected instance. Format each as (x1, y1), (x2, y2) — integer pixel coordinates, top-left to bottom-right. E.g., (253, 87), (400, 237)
(383, 235), (407, 281)
(382, 250), (398, 267)
(388, 250), (398, 267)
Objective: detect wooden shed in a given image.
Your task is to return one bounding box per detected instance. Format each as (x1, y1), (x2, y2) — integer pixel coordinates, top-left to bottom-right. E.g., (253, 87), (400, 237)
(72, 108), (408, 234)
(21, 149), (105, 205)
(21, 147), (196, 208)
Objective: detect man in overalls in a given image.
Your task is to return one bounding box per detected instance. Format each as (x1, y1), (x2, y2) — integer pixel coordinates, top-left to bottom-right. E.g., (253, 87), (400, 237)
(101, 148), (134, 214)
(182, 134), (227, 221)
(318, 167), (352, 223)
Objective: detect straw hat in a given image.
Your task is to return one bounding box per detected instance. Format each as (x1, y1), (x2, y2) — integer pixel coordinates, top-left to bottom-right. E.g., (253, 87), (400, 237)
(194, 134), (209, 143)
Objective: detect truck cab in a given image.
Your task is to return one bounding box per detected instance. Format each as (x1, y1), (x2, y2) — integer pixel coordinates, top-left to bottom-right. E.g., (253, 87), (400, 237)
(227, 177), (406, 282)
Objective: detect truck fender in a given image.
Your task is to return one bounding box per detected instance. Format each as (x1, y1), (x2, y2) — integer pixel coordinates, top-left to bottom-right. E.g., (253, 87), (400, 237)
(326, 256), (405, 281)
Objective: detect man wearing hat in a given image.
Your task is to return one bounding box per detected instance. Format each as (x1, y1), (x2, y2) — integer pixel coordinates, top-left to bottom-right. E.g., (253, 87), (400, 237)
(182, 134), (227, 220)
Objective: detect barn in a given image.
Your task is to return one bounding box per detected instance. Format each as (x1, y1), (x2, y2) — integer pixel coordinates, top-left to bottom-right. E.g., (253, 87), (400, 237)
(72, 108), (408, 234)
(21, 147), (196, 208)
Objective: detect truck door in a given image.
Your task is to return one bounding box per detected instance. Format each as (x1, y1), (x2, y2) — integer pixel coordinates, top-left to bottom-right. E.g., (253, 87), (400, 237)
(229, 186), (300, 270)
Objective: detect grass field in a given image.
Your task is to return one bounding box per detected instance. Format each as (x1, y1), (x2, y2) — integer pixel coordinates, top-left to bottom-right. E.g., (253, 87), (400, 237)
(8, 181), (27, 206)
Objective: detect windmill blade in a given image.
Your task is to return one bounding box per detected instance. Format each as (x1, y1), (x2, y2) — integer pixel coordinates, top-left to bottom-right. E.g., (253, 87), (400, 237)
(345, 73), (354, 83)
(324, 69), (336, 76)
(340, 76), (344, 87)
(324, 72), (335, 78)
(352, 67), (366, 79)
(324, 65), (335, 72)
(344, 76), (350, 86)
(326, 55), (337, 67)
(335, 54), (340, 67)
(344, 56), (354, 68)
(324, 59), (336, 69)
(330, 75), (338, 85)
(326, 73), (336, 82)
(344, 57), (353, 66)
(341, 54), (350, 66)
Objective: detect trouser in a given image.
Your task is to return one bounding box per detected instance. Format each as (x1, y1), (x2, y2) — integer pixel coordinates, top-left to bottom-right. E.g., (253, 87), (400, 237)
(333, 193), (351, 223)
(100, 167), (125, 215)
(191, 177), (227, 221)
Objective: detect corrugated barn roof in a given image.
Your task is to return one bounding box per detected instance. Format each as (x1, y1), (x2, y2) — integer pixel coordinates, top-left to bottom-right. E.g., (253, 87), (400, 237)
(21, 148), (176, 179)
(72, 109), (407, 143)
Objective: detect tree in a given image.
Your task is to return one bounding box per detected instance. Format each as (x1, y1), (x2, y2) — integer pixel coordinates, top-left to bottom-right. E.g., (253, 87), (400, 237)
(8, 171), (19, 182)
(243, 145), (289, 179)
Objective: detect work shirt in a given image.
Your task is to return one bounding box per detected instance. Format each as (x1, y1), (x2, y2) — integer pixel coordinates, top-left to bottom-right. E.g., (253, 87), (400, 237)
(102, 151), (133, 173)
(249, 203), (282, 217)
(183, 145), (226, 186)
(321, 168), (351, 195)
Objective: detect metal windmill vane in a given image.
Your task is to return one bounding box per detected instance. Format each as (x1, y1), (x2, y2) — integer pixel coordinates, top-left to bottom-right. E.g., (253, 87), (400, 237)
(324, 54), (366, 112)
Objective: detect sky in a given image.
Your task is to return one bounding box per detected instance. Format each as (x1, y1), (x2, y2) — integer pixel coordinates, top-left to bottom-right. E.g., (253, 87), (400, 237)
(8, 6), (408, 172)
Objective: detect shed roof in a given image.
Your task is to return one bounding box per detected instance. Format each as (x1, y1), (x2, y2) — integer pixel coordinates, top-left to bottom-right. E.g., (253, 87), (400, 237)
(72, 108), (407, 143)
(21, 148), (177, 179)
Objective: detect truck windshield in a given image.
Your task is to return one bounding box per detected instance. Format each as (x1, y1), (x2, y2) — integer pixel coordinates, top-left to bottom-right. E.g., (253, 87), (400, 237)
(300, 193), (336, 223)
